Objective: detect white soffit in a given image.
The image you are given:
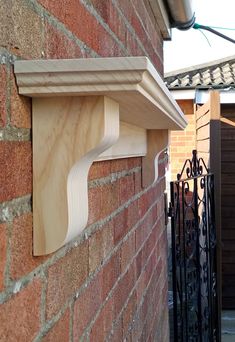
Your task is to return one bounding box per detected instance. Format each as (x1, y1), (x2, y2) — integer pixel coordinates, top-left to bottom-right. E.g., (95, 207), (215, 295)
(170, 89), (195, 100)
(171, 89), (235, 104)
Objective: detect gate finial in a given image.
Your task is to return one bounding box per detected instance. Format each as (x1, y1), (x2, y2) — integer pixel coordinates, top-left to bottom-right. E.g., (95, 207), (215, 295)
(177, 150), (209, 181)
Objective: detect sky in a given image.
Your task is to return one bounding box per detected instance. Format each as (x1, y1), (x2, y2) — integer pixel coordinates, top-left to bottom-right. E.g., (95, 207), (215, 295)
(164, 0), (235, 73)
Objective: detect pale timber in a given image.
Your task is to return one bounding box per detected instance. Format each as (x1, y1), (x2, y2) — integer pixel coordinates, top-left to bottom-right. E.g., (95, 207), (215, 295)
(33, 96), (119, 255)
(14, 57), (186, 255)
(14, 57), (186, 130)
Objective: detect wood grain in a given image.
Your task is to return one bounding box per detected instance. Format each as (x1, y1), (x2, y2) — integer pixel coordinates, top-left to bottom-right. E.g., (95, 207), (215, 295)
(142, 129), (168, 188)
(14, 57), (187, 255)
(196, 124), (210, 141)
(98, 122), (147, 161)
(33, 96), (119, 255)
(195, 91), (222, 314)
(196, 102), (209, 120)
(14, 57), (187, 130)
(197, 139), (210, 153)
(196, 111), (210, 129)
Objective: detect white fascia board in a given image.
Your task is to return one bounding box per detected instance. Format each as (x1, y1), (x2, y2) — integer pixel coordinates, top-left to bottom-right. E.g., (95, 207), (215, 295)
(170, 89), (195, 100)
(170, 88), (235, 104)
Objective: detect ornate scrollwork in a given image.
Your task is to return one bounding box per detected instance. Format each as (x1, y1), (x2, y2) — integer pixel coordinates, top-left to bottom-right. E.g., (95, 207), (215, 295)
(170, 150), (218, 342)
(177, 150), (209, 181)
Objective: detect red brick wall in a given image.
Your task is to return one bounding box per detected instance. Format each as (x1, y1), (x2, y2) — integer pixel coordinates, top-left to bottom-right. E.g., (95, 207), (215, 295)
(0, 1), (169, 340)
(170, 100), (196, 179)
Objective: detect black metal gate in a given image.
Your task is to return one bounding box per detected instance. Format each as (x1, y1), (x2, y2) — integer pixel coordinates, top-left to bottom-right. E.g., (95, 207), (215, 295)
(169, 150), (220, 341)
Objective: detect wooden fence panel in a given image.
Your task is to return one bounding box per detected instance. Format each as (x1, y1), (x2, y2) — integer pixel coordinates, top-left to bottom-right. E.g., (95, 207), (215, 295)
(195, 92), (222, 319)
(221, 105), (235, 309)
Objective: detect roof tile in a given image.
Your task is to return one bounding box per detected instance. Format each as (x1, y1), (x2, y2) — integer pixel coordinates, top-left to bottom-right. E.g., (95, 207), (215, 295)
(165, 55), (235, 89)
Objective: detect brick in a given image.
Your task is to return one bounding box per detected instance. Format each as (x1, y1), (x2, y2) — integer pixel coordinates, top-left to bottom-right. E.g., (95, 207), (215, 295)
(0, 223), (7, 290)
(148, 186), (154, 205)
(170, 136), (178, 142)
(145, 227), (157, 260)
(42, 309), (70, 342)
(119, 174), (135, 205)
(100, 182), (119, 218)
(87, 187), (102, 225)
(0, 279), (42, 341)
(116, 0), (163, 72)
(90, 297), (113, 341)
(123, 290), (137, 336)
(0, 65), (7, 127)
(10, 213), (46, 280)
(135, 247), (143, 280)
(158, 229), (168, 261)
(44, 22), (85, 59)
(158, 161), (166, 178)
(130, 3), (162, 62)
(73, 273), (102, 339)
(151, 202), (158, 225)
(140, 321), (148, 342)
(126, 32), (144, 57)
(124, 330), (132, 342)
(140, 294), (149, 322)
(90, 0), (162, 71)
(144, 205), (155, 234)
(10, 69), (31, 128)
(101, 251), (120, 301)
(131, 0), (162, 48)
(90, 0), (126, 45)
(113, 208), (128, 245)
(109, 316), (123, 342)
(153, 178), (165, 199)
(141, 241), (150, 269)
(90, 0), (112, 22)
(135, 219), (146, 251)
(138, 192), (149, 218)
(0, 0), (44, 58)
(156, 197), (164, 220)
(113, 262), (135, 318)
(127, 200), (139, 229)
(88, 160), (111, 181)
(38, 0), (120, 56)
(89, 221), (114, 274)
(131, 311), (143, 341)
(128, 157), (141, 169)
(134, 171), (142, 194)
(110, 158), (128, 173)
(46, 241), (88, 319)
(0, 142), (32, 202)
(120, 232), (135, 272)
(144, 253), (155, 289)
(136, 252), (160, 307)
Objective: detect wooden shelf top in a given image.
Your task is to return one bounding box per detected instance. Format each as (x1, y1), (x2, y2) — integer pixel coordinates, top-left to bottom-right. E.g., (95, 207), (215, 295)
(14, 56), (187, 130)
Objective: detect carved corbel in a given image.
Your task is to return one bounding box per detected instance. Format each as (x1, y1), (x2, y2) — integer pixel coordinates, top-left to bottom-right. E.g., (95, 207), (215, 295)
(33, 96), (119, 255)
(14, 57), (186, 255)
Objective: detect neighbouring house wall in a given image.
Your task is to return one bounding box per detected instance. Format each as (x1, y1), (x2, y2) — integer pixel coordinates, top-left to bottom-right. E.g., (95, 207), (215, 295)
(170, 99), (196, 179)
(0, 1), (169, 341)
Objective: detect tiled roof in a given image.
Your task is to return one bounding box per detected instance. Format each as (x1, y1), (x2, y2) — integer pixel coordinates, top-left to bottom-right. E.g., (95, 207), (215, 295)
(164, 55), (235, 89)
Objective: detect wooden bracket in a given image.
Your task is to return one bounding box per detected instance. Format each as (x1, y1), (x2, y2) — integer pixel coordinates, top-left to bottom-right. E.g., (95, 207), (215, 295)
(14, 57), (186, 255)
(142, 129), (168, 187)
(33, 96), (119, 255)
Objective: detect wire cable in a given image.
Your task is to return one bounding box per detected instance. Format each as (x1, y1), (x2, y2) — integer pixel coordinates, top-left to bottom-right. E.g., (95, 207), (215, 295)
(198, 29), (211, 47)
(193, 23), (235, 44)
(208, 25), (235, 31)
